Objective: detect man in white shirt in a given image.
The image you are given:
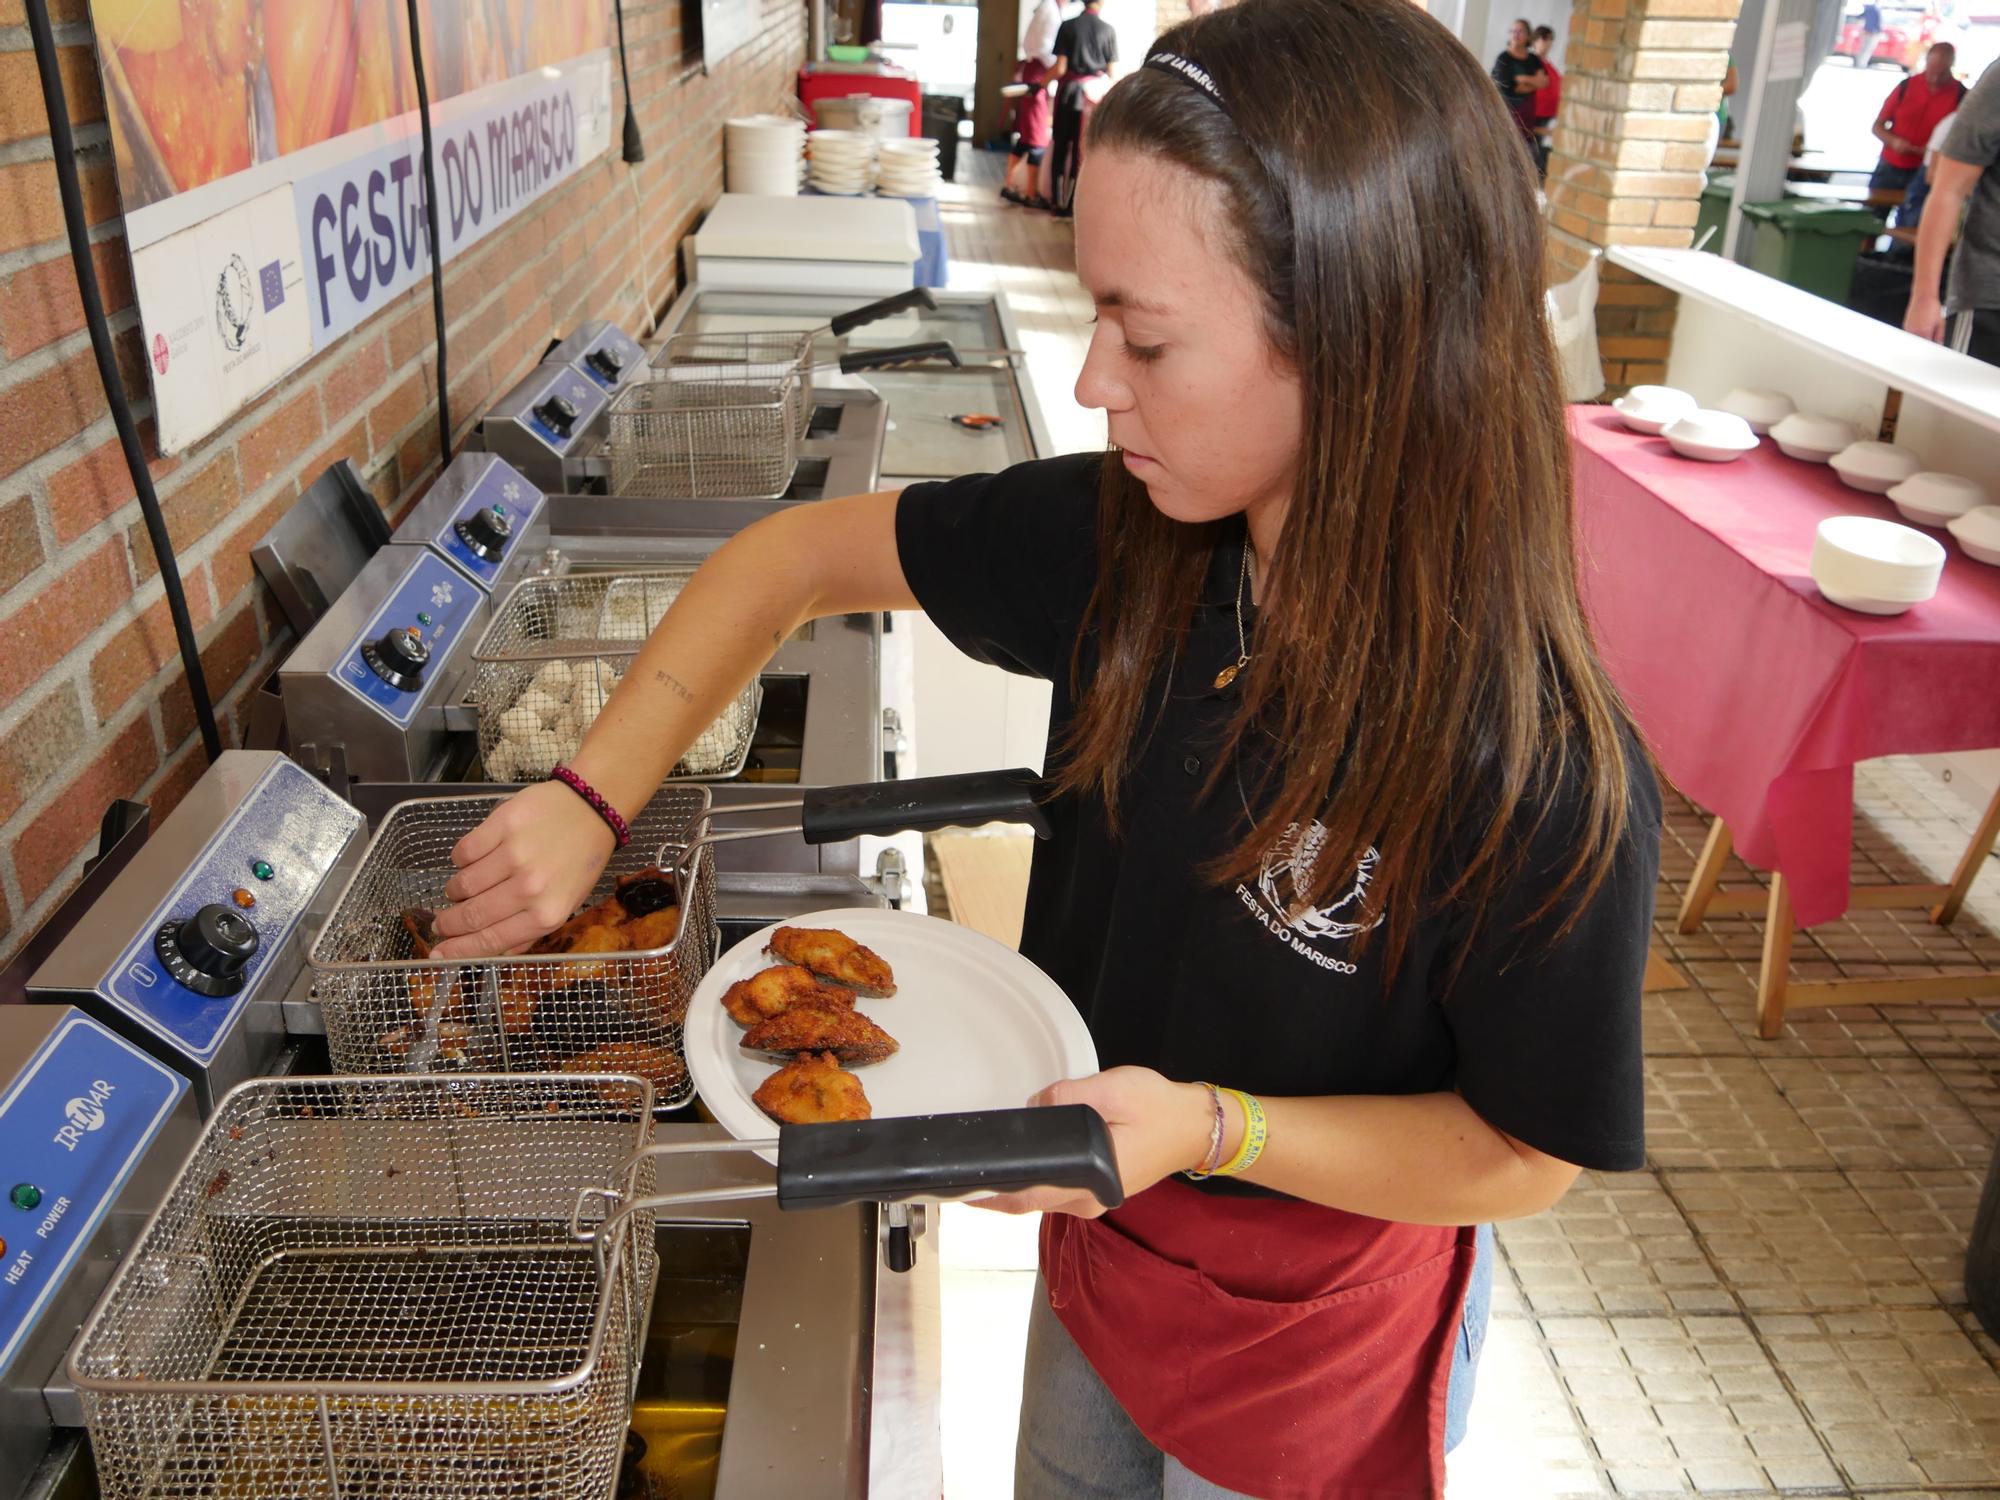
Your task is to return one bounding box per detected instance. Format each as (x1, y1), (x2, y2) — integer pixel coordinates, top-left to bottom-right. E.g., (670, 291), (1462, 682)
(1023, 0), (1063, 67)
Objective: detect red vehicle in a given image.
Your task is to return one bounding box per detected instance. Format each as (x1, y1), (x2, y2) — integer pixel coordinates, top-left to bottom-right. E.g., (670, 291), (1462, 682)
(1835, 8), (1944, 69)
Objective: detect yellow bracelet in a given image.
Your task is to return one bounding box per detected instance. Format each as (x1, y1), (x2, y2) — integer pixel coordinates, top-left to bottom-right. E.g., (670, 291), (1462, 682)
(1213, 1088), (1267, 1176)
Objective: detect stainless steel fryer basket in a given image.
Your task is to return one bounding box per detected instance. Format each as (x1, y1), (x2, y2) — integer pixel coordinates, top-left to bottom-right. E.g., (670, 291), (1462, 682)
(307, 788), (716, 1109)
(613, 331), (807, 500)
(466, 573), (760, 782)
(69, 1073), (660, 1500)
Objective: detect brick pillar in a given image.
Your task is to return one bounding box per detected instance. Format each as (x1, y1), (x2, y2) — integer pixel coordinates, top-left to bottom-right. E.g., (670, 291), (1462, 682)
(1542, 0), (1740, 394)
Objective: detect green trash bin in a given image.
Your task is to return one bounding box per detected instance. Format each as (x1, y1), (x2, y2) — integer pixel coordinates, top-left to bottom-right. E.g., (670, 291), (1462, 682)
(1696, 172), (1736, 251)
(1739, 199), (1884, 304)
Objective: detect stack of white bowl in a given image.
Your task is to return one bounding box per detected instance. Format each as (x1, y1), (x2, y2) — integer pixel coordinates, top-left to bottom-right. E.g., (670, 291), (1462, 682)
(1809, 515), (1946, 615)
(876, 137), (942, 198)
(807, 128), (874, 195)
(725, 115), (805, 196)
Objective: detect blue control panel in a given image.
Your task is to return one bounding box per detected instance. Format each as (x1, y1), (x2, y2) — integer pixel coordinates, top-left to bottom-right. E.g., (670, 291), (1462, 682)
(330, 550), (484, 728)
(95, 758), (361, 1061)
(512, 362), (609, 455)
(423, 454), (546, 592)
(570, 324), (647, 392)
(0, 1013), (186, 1371)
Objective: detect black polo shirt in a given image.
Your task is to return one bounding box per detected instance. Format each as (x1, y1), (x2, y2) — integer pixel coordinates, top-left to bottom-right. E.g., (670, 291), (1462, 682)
(1054, 12), (1117, 78)
(896, 455), (1655, 1187)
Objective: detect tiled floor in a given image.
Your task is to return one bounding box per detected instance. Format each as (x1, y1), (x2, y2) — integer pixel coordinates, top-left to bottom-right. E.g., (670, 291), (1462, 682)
(927, 150), (2000, 1498)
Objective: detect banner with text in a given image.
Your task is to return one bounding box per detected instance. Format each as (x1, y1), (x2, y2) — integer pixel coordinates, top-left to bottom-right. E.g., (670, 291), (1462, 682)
(85, 0), (612, 453)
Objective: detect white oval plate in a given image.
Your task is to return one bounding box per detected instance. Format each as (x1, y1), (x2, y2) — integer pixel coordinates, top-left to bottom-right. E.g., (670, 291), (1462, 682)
(685, 907), (1099, 1163)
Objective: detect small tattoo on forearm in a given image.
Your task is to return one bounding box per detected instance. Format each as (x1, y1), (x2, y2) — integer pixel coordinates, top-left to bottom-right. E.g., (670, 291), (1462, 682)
(654, 670), (693, 702)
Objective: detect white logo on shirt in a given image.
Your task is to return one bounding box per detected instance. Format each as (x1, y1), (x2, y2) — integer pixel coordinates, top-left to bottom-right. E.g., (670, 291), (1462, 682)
(1234, 821), (1381, 975)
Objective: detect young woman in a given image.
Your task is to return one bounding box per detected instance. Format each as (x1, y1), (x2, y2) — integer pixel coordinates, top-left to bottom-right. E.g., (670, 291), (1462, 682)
(432, 0), (1658, 1492)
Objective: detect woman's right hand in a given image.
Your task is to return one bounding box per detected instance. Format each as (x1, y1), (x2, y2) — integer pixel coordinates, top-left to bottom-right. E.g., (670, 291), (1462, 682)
(429, 781), (619, 959)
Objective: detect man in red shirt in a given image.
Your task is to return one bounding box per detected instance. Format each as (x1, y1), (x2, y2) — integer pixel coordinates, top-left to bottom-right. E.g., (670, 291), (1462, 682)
(1871, 43), (1966, 196)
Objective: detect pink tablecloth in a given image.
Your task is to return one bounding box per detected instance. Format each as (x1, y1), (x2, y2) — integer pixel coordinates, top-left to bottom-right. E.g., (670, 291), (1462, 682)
(1572, 407), (2000, 928)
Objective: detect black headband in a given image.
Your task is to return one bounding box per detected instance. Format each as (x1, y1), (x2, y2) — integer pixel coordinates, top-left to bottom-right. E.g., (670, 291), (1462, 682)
(1143, 49), (1229, 114)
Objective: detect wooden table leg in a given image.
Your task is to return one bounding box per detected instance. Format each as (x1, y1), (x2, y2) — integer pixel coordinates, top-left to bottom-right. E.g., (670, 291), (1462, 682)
(1933, 781), (2000, 928)
(1757, 873), (1794, 1040)
(1678, 817), (1734, 934)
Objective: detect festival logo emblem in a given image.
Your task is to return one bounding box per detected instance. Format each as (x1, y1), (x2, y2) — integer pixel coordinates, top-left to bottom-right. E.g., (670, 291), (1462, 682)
(1235, 821), (1382, 974)
(214, 253), (254, 352)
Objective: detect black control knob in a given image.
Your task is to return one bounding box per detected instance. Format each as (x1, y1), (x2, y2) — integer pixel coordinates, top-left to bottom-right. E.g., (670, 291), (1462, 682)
(156, 903), (259, 997)
(455, 505), (512, 561)
(362, 626), (429, 692)
(585, 345), (627, 384)
(533, 394), (579, 438)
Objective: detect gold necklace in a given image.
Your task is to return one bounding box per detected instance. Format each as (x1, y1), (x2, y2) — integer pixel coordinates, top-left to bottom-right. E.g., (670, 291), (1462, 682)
(1214, 543), (1251, 690)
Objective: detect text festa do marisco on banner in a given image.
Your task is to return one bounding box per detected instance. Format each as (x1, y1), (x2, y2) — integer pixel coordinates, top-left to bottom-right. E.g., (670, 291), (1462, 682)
(84, 0), (615, 455)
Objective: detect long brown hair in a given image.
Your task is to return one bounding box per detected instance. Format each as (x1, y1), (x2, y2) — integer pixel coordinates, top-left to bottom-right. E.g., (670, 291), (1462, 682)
(1058, 0), (1636, 973)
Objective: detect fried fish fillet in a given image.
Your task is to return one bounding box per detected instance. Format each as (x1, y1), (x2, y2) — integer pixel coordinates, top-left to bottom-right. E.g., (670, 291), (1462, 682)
(620, 903), (682, 951)
(526, 896), (627, 955)
(740, 1004), (899, 1065)
(722, 964), (857, 1027)
(766, 926), (896, 997)
(752, 1051), (871, 1124)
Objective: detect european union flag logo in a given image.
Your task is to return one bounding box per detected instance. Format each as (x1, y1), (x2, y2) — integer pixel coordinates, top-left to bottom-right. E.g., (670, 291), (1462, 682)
(259, 261), (285, 314)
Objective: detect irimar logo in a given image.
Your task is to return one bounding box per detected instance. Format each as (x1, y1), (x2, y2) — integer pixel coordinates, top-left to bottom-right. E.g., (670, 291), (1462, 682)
(54, 1079), (115, 1152)
(1234, 821), (1383, 975)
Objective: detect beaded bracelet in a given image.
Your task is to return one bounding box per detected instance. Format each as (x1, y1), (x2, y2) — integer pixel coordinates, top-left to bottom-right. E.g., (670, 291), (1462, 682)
(1183, 1082), (1227, 1180)
(1213, 1088), (1267, 1177)
(548, 764), (631, 848)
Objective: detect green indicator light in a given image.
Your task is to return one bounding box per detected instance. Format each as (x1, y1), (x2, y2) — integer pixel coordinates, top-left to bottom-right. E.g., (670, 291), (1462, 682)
(10, 1183), (42, 1211)
(251, 859), (275, 882)
(493, 504), (508, 516)
(417, 612), (433, 626)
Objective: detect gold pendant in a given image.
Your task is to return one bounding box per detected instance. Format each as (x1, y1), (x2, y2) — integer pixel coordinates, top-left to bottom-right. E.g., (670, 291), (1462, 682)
(1214, 658), (1246, 689)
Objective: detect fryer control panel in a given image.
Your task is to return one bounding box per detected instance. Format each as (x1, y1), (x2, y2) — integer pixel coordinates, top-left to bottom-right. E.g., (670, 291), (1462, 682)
(86, 758), (361, 1060)
(410, 453), (547, 592)
(331, 550), (485, 727)
(0, 1012), (185, 1371)
(499, 362), (609, 457)
(557, 322), (648, 393)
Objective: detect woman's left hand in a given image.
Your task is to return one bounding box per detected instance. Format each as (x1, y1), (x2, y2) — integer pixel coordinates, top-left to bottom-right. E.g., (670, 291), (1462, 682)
(971, 1066), (1212, 1219)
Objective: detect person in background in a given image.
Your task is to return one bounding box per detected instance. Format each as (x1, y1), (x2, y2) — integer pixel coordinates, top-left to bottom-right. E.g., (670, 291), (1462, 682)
(1022, 0), (1062, 68)
(1049, 0), (1119, 217)
(1905, 60), (2000, 363)
(1004, 50), (1058, 205)
(1900, 101), (1958, 228)
(1531, 25), (1562, 172)
(1858, 0), (1885, 67)
(1492, 18), (1550, 161)
(1871, 43), (1966, 201)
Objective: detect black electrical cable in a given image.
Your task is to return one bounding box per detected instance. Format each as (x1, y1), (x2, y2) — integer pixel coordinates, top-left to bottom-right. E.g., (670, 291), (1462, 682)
(614, 0), (645, 162)
(24, 0), (222, 764)
(405, 0), (452, 469)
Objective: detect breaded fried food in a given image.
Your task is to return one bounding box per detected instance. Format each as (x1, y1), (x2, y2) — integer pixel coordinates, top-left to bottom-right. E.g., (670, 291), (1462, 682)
(741, 1004), (899, 1065)
(526, 895), (627, 955)
(752, 1051), (871, 1124)
(767, 926), (896, 997)
(722, 964), (857, 1027)
(559, 1039), (688, 1101)
(401, 907), (439, 959)
(621, 903), (682, 951)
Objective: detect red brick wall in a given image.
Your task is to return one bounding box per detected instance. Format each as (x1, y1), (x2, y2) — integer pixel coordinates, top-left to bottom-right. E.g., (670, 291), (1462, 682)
(0, 0), (806, 961)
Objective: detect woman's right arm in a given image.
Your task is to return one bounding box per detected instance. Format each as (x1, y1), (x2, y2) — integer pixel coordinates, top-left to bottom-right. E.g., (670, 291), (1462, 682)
(429, 489), (917, 958)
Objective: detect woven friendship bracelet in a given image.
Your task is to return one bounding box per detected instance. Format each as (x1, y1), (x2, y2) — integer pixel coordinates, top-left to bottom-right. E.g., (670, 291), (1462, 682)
(549, 764), (632, 848)
(1184, 1082), (1229, 1180)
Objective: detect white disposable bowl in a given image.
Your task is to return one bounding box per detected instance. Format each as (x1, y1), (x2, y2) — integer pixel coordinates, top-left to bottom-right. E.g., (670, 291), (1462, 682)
(1715, 387), (1797, 434)
(1663, 410), (1759, 462)
(1810, 514), (1946, 613)
(1770, 412), (1859, 463)
(1887, 471), (1987, 528)
(1611, 386), (1698, 435)
(1948, 505), (2000, 565)
(1829, 441), (1923, 494)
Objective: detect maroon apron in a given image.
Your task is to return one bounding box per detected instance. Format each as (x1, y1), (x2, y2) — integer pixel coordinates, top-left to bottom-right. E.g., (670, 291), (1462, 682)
(1041, 1179), (1475, 1499)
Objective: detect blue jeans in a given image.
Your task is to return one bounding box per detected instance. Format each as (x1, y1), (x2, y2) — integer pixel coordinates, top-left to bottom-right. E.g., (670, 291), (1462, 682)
(1015, 1225), (1496, 1497)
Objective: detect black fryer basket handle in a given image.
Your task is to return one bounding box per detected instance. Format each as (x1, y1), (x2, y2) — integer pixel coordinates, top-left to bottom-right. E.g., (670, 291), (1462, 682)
(665, 769), (1051, 870)
(572, 1105), (1124, 1246)
(828, 287), (938, 336)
